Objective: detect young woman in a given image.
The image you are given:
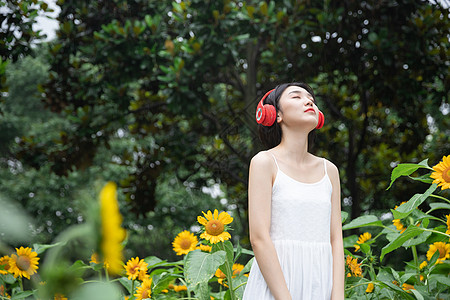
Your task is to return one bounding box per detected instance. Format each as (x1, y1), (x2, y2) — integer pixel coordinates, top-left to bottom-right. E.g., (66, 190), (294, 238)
(243, 83), (345, 300)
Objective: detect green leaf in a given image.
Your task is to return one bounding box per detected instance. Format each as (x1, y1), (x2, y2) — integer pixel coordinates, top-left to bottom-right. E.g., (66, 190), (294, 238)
(33, 241), (66, 255)
(428, 248), (441, 266)
(223, 241), (234, 267)
(402, 229), (432, 247)
(408, 174), (433, 184)
(234, 242), (242, 263)
(232, 274), (248, 299)
(153, 272), (180, 294)
(10, 290), (35, 299)
(387, 159), (432, 190)
(342, 215), (383, 230)
(71, 281), (122, 300)
(389, 267), (401, 283)
(68, 259), (90, 277)
(192, 281), (210, 300)
(241, 257), (254, 274)
(118, 277), (133, 294)
(380, 226), (424, 262)
(429, 274), (450, 286)
(360, 243), (371, 254)
(392, 184), (437, 219)
(341, 211), (348, 223)
(409, 289), (424, 300)
(184, 249), (226, 290)
(428, 202), (450, 212)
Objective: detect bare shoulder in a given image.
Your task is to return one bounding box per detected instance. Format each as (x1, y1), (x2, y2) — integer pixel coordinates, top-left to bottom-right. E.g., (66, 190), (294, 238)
(323, 158), (340, 181)
(250, 150), (275, 169)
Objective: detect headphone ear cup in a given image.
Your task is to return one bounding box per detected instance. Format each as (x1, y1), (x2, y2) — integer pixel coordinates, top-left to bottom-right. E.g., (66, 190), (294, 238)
(262, 104), (277, 126)
(316, 111), (325, 129)
(255, 89), (276, 126)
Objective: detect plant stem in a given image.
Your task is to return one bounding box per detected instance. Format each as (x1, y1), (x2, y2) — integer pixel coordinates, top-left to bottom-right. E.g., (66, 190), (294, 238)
(105, 267), (109, 281)
(221, 242), (236, 300)
(429, 194), (450, 204)
(422, 228), (450, 238)
(131, 279), (134, 295)
(19, 277), (23, 291)
(411, 245), (420, 283)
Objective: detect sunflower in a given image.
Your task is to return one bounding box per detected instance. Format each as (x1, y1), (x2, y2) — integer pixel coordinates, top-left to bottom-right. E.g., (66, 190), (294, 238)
(0, 284), (10, 298)
(100, 182), (126, 275)
(426, 242), (450, 264)
(402, 283), (415, 292)
(134, 277), (152, 300)
(345, 255), (362, 277)
(90, 252), (100, 264)
(215, 268), (227, 285)
(197, 209), (233, 244)
(445, 214), (450, 235)
(215, 263), (248, 286)
(172, 230), (198, 255)
(9, 247), (40, 279)
(54, 293), (68, 300)
(173, 285), (187, 292)
(125, 257), (148, 281)
(419, 260), (428, 270)
(430, 155), (450, 190)
(354, 232), (372, 251)
(392, 202), (407, 233)
(366, 282), (374, 293)
(196, 244), (212, 252)
(392, 219), (406, 233)
(0, 255), (11, 275)
(232, 263), (248, 277)
(357, 232), (372, 244)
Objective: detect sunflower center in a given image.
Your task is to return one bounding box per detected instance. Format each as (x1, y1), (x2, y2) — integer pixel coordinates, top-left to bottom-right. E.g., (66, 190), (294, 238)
(437, 247), (446, 259)
(131, 265), (139, 274)
(205, 220), (224, 236)
(442, 167), (450, 182)
(180, 238), (193, 250)
(17, 256), (31, 271)
(142, 289), (149, 298)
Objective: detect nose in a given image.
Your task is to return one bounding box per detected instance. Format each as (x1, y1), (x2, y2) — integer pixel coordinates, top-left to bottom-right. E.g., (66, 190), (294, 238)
(305, 99), (314, 106)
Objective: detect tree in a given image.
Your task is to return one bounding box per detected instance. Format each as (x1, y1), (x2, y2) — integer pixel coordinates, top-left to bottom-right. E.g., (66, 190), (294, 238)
(10, 0), (449, 250)
(0, 0), (53, 92)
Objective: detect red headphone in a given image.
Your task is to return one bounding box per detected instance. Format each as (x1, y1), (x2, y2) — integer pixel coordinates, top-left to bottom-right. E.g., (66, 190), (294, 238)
(255, 89), (325, 129)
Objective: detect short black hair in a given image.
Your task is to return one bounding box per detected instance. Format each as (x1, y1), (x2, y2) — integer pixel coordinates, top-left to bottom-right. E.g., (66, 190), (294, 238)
(257, 82), (317, 149)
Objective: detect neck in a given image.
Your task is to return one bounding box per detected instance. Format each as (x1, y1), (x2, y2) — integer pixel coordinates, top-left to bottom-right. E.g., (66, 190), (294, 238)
(277, 129), (310, 163)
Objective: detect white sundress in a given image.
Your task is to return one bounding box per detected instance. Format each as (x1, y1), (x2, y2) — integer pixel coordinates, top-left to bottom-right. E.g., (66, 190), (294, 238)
(243, 153), (333, 300)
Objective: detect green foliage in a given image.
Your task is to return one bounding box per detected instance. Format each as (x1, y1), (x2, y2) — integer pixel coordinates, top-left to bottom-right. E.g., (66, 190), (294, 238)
(184, 250), (226, 299)
(1, 0), (449, 273)
(343, 159), (450, 299)
(1, 157), (449, 299)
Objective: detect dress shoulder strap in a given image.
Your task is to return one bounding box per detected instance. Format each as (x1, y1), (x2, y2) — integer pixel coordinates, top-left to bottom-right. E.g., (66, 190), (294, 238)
(323, 158), (328, 176)
(268, 152), (280, 170)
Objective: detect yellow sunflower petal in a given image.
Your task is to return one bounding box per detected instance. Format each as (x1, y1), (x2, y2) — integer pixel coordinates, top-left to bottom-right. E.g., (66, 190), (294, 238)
(218, 211), (233, 225)
(213, 209), (219, 219)
(197, 216), (207, 225)
(203, 210), (213, 221)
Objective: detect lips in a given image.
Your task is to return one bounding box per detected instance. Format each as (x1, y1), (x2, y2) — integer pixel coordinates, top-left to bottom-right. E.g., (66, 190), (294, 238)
(304, 108), (315, 113)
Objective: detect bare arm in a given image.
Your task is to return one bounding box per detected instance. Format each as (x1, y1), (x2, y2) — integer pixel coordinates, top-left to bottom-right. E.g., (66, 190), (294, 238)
(327, 161), (345, 300)
(248, 152), (292, 300)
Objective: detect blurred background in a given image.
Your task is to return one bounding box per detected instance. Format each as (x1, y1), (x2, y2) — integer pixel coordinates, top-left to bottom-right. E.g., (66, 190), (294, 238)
(0, 0), (449, 268)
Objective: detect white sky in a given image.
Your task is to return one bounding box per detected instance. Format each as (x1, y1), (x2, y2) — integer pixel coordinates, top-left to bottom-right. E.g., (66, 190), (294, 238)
(33, 0), (60, 41)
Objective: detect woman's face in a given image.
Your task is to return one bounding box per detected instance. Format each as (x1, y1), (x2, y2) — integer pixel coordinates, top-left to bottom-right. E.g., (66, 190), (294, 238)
(277, 85), (319, 130)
